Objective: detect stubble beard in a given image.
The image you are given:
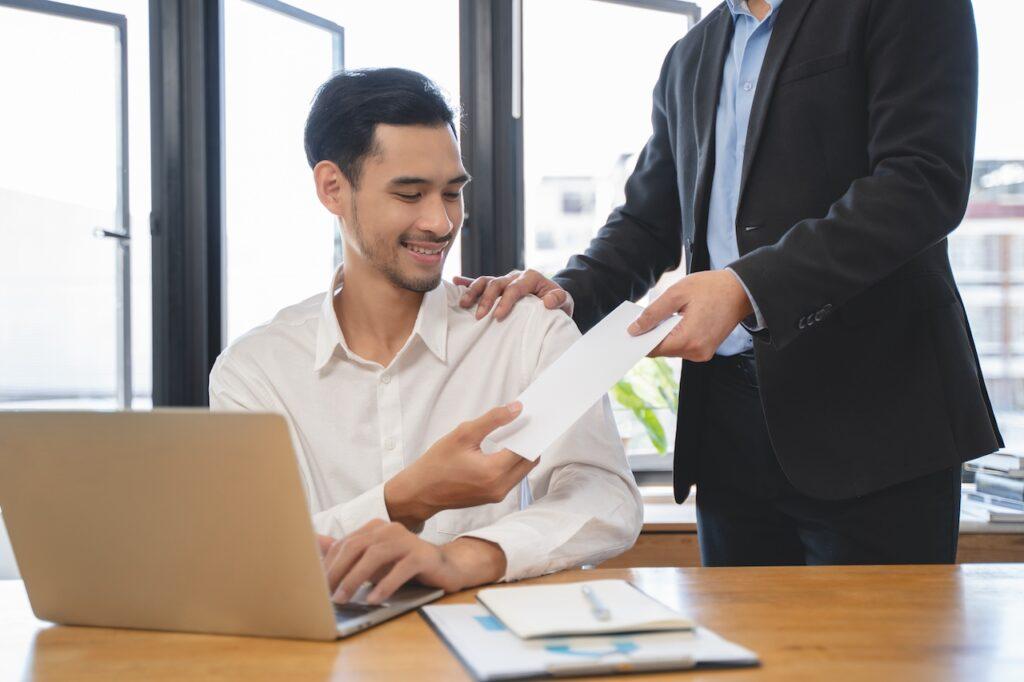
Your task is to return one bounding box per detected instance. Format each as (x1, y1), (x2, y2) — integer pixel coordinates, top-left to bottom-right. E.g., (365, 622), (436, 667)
(348, 200), (445, 294)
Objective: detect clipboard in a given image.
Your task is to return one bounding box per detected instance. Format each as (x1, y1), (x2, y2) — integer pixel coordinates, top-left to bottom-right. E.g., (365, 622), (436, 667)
(421, 604), (759, 681)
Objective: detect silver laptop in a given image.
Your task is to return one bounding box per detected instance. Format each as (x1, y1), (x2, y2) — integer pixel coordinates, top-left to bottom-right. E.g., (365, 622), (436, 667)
(0, 410), (443, 640)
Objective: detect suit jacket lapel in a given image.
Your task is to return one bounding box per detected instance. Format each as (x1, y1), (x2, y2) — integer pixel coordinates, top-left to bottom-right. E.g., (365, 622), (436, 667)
(692, 6), (734, 247)
(738, 0), (815, 201)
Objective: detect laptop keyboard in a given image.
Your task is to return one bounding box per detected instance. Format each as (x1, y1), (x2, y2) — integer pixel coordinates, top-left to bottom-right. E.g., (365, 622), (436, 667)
(334, 601), (379, 612)
(333, 600), (387, 621)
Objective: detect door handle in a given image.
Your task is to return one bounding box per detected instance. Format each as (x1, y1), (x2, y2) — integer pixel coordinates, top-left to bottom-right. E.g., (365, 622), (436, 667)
(93, 227), (130, 242)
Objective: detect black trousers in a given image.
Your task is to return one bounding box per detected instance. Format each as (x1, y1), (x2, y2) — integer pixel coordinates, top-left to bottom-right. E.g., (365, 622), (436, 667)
(695, 351), (962, 566)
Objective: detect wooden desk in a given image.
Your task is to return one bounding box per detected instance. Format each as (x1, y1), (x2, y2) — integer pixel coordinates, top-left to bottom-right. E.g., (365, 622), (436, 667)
(2, 564), (1023, 681)
(601, 488), (1024, 568)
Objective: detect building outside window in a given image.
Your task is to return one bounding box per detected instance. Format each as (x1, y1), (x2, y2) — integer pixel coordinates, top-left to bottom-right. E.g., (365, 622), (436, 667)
(2, 0), (1021, 465)
(958, 161), (1024, 442)
(523, 0), (696, 466)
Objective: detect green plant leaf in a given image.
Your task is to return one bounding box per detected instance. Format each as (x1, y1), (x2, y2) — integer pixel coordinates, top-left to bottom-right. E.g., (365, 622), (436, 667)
(611, 379), (668, 454)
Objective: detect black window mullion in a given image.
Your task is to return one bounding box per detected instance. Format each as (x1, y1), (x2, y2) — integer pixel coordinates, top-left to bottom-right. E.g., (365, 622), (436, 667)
(149, 0), (222, 407)
(150, 0), (343, 407)
(459, 0), (524, 278)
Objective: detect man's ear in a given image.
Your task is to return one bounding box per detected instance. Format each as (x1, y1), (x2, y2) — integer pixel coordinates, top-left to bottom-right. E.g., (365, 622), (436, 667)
(313, 160), (352, 217)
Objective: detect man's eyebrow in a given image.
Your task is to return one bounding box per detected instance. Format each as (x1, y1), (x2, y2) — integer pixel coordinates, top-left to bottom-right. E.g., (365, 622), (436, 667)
(389, 176), (428, 186)
(388, 174), (472, 186)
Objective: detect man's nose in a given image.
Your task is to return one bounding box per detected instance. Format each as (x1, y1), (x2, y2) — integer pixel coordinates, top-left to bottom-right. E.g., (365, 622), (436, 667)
(416, 194), (455, 237)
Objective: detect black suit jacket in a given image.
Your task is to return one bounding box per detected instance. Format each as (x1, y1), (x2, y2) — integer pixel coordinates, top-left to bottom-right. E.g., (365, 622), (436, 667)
(553, 0), (1003, 502)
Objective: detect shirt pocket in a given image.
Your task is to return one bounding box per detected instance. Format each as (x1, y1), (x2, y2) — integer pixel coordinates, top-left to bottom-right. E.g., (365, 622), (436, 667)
(777, 50), (848, 87)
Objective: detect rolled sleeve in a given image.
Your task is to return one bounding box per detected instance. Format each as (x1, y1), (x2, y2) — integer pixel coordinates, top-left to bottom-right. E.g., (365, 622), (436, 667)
(458, 519), (555, 582)
(458, 504), (595, 582)
(459, 486), (634, 582)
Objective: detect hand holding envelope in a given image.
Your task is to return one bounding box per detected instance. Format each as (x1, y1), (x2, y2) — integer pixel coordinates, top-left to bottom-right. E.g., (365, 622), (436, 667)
(483, 301), (679, 461)
(628, 269), (755, 361)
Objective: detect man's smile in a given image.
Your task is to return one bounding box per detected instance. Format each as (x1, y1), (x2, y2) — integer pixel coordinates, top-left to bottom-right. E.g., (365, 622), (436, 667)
(401, 239), (449, 263)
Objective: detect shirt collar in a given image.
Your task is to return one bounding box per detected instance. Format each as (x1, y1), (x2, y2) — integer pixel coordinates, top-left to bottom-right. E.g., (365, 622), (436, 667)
(724, 0), (782, 21)
(313, 265), (449, 371)
(415, 280), (449, 364)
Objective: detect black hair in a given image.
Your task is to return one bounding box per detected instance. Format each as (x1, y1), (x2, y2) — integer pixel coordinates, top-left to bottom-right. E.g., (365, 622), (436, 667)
(303, 67), (457, 186)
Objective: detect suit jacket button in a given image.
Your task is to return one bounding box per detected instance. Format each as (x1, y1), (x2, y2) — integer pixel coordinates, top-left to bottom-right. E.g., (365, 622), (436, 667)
(814, 311), (824, 322)
(798, 317), (806, 330)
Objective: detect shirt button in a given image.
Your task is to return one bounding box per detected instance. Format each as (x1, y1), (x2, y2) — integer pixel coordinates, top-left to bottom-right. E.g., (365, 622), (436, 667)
(384, 437), (396, 450)
(380, 373), (391, 384)
(743, 81), (753, 92)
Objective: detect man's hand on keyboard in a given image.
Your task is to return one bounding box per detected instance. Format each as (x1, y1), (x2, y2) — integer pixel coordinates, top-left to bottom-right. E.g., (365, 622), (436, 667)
(322, 519), (506, 605)
(317, 534), (335, 556)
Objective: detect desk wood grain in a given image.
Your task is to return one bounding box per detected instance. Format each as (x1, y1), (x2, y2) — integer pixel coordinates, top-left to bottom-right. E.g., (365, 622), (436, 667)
(2, 565), (1023, 681)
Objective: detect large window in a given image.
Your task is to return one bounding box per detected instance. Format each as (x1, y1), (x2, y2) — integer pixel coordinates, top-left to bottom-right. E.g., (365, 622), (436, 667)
(7, 0), (1012, 458)
(952, 0), (1024, 449)
(523, 0), (694, 277)
(222, 1), (343, 342)
(223, 0), (461, 342)
(218, 0), (687, 458)
(523, 0), (697, 463)
(0, 0), (152, 410)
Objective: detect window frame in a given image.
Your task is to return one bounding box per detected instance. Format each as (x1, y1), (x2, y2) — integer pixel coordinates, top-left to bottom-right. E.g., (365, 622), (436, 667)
(149, 0), (700, 410)
(149, 0), (342, 406)
(515, 0), (699, 474)
(1, 0), (133, 407)
(461, 0), (700, 278)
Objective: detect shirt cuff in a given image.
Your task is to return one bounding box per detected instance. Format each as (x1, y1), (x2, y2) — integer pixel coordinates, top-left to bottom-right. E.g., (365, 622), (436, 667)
(311, 482), (391, 538)
(726, 266), (766, 332)
(458, 521), (548, 583)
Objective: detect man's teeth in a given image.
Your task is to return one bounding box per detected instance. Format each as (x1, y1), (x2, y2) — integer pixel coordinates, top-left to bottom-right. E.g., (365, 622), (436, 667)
(405, 244), (444, 255)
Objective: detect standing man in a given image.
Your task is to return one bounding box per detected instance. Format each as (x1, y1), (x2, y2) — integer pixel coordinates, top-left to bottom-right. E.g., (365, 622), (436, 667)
(459, 0), (1002, 565)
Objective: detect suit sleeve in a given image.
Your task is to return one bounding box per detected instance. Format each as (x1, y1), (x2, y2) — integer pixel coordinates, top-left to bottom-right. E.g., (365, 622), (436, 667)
(552, 40), (685, 333)
(729, 0), (978, 349)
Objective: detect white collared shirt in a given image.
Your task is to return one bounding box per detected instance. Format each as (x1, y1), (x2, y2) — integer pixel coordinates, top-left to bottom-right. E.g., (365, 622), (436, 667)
(209, 267), (642, 581)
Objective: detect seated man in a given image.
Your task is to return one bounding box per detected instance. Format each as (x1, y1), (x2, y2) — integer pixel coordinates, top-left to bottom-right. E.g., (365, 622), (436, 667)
(210, 68), (641, 606)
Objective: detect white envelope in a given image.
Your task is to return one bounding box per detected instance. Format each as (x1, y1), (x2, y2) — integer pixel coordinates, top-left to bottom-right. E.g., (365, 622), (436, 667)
(482, 301), (679, 461)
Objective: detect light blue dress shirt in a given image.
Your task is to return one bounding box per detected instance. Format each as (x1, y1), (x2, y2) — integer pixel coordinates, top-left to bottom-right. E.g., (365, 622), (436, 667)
(708, 0), (783, 356)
